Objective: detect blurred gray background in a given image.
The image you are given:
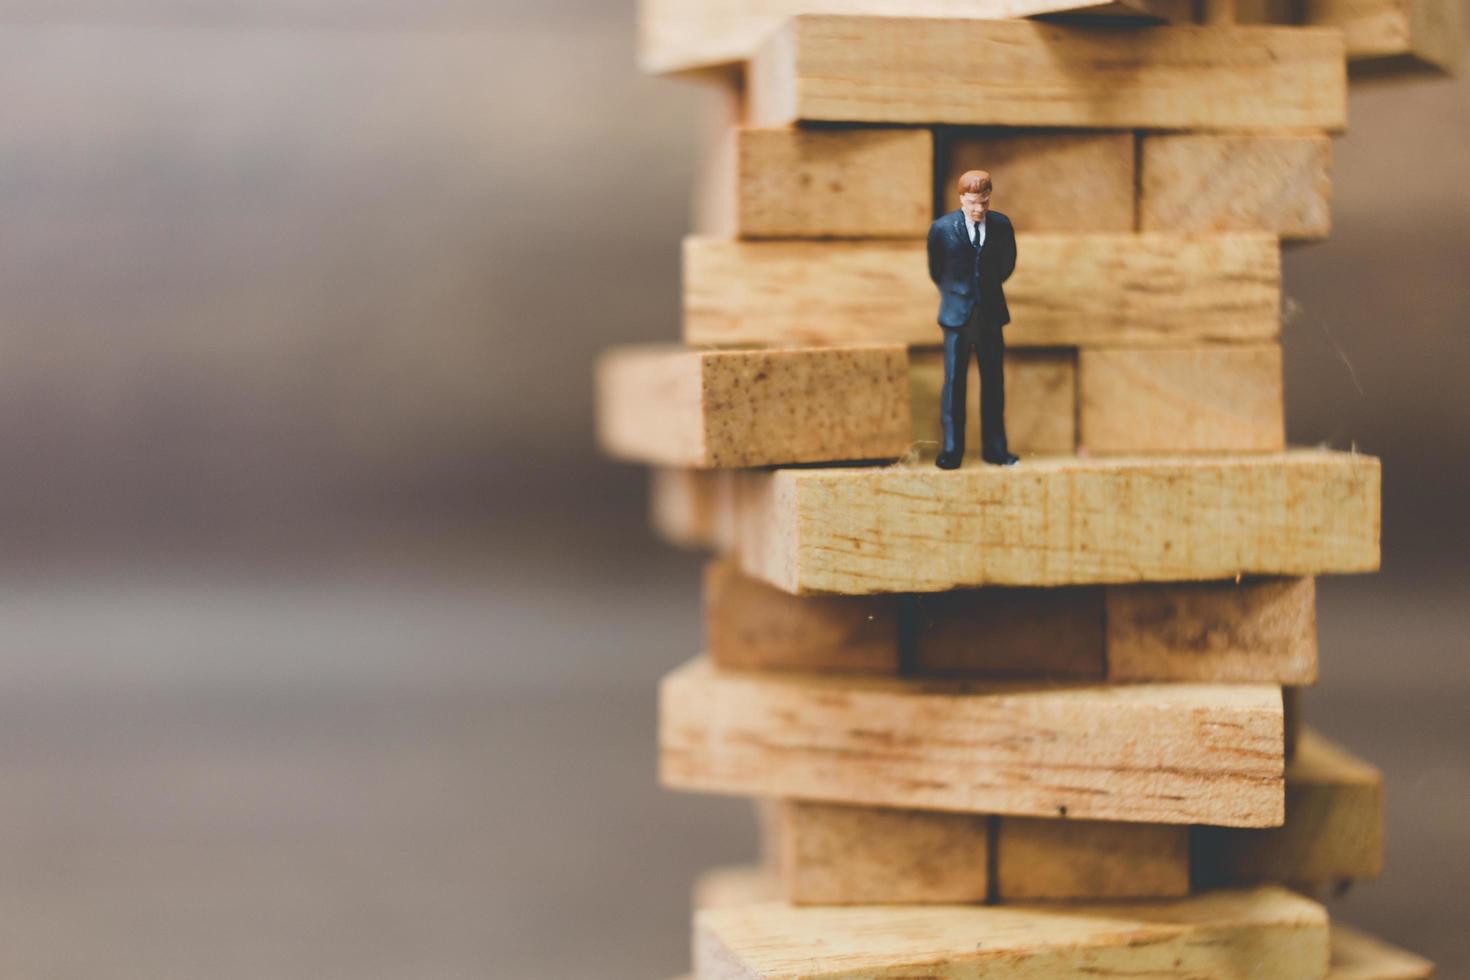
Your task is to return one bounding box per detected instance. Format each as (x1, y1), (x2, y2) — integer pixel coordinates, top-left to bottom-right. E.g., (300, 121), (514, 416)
(0, 2), (1466, 977)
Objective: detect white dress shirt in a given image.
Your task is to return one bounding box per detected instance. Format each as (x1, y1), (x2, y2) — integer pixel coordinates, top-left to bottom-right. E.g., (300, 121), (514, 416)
(967, 215), (987, 248)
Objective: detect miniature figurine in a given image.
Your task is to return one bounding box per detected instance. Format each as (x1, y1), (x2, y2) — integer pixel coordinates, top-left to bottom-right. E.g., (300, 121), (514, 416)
(927, 169), (1018, 468)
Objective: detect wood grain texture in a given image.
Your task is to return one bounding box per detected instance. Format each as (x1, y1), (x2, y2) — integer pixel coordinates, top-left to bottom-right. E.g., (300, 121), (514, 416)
(705, 560), (898, 673)
(661, 657), (1286, 826)
(695, 886), (1329, 979)
(914, 586), (1105, 678)
(748, 17), (1346, 131)
(684, 234), (1281, 349)
(1140, 134), (1333, 240)
(1107, 577), (1317, 684)
(596, 345), (911, 468)
(700, 127), (932, 238)
(942, 130), (1136, 232)
(1079, 346), (1286, 454)
(637, 0), (1192, 74)
(1327, 924), (1435, 980)
(650, 467), (736, 551)
(778, 800), (990, 904)
(1194, 730), (1383, 886)
(996, 816), (1190, 900)
(729, 450), (1380, 595)
(909, 349), (1077, 456)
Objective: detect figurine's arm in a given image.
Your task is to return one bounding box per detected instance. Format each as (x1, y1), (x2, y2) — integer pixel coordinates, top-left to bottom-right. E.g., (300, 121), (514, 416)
(998, 221), (1017, 283)
(927, 222), (944, 285)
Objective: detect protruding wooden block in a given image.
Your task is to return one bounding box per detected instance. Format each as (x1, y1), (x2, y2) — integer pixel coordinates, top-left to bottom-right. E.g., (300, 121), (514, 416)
(908, 349), (1076, 456)
(1328, 924), (1435, 979)
(748, 17), (1346, 132)
(1306, 0), (1464, 74)
(995, 816), (1190, 900)
(1140, 134), (1333, 240)
(700, 127), (932, 238)
(684, 234), (1281, 349)
(779, 801), (990, 904)
(1194, 730), (1383, 886)
(661, 658), (1285, 826)
(705, 561), (899, 673)
(1079, 346), (1286, 454)
(1106, 576), (1317, 684)
(695, 886), (1330, 979)
(596, 345), (910, 468)
(914, 586), (1105, 678)
(729, 451), (1379, 595)
(943, 130), (1136, 232)
(650, 467), (735, 551)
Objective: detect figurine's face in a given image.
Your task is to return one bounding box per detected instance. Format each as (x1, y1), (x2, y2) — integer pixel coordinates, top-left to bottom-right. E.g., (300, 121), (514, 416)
(960, 191), (990, 223)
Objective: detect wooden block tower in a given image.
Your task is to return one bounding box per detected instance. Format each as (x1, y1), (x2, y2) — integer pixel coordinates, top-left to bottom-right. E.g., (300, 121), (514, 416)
(600, 2), (1459, 976)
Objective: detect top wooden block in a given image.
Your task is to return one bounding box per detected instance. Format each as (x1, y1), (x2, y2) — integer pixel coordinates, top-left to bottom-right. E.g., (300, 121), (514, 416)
(731, 450), (1380, 594)
(748, 18), (1347, 131)
(638, 0), (1193, 75)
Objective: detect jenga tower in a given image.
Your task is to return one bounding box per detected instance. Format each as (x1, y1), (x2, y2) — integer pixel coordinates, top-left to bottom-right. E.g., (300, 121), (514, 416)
(599, 2), (1460, 977)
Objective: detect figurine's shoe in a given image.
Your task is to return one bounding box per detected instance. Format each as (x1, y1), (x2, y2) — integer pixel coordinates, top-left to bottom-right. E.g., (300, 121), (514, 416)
(983, 450), (1020, 466)
(935, 450), (964, 470)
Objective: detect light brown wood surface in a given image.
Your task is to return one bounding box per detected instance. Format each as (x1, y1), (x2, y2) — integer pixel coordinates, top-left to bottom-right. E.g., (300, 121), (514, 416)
(914, 586), (1105, 678)
(696, 865), (783, 913)
(778, 801), (990, 904)
(1079, 346), (1286, 454)
(650, 467), (736, 551)
(596, 345), (910, 468)
(1304, 0), (1464, 73)
(909, 349), (1077, 456)
(684, 233), (1281, 349)
(701, 127), (932, 238)
(1327, 923), (1435, 979)
(637, 0), (1193, 74)
(996, 816), (1190, 900)
(729, 450), (1380, 594)
(1140, 133), (1333, 240)
(1108, 576), (1317, 683)
(1195, 730), (1383, 886)
(942, 131), (1136, 232)
(661, 658), (1286, 826)
(748, 18), (1346, 131)
(695, 886), (1329, 979)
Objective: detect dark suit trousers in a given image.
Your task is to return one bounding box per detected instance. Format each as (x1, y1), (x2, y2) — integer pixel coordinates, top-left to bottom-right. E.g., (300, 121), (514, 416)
(940, 306), (1008, 458)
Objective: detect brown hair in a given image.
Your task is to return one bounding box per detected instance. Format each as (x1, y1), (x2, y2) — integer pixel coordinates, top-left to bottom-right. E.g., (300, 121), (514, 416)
(957, 169), (992, 195)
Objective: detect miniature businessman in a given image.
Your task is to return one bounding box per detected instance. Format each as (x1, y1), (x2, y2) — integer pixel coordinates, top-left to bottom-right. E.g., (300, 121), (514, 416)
(927, 169), (1018, 468)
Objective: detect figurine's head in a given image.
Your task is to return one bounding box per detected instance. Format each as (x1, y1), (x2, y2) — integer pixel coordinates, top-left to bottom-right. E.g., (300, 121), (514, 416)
(957, 170), (992, 224)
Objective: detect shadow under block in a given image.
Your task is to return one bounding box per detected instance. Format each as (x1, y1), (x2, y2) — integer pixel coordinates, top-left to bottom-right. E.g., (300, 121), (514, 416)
(1140, 134), (1333, 241)
(729, 451), (1379, 595)
(747, 17), (1347, 131)
(1194, 730), (1384, 886)
(660, 658), (1286, 826)
(1327, 923), (1435, 980)
(701, 127), (933, 238)
(695, 886), (1329, 979)
(941, 130), (1136, 233)
(638, 0), (1194, 75)
(913, 586), (1106, 678)
(595, 345), (910, 468)
(778, 801), (990, 904)
(1078, 346), (1286, 454)
(909, 348), (1077, 456)
(996, 816), (1191, 900)
(683, 233), (1281, 349)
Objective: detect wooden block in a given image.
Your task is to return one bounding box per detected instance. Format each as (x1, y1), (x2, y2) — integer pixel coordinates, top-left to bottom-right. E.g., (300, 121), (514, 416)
(1195, 730), (1383, 886)
(1106, 576), (1317, 684)
(778, 801), (990, 904)
(701, 127), (933, 238)
(1079, 346), (1286, 454)
(684, 233), (1281, 349)
(996, 816), (1190, 900)
(728, 451), (1380, 595)
(705, 561), (899, 673)
(696, 865), (783, 912)
(1328, 924), (1435, 980)
(1140, 134), (1333, 241)
(596, 345), (910, 468)
(649, 467), (735, 550)
(908, 348), (1077, 456)
(1305, 0), (1464, 74)
(1284, 685), (1304, 759)
(692, 82), (746, 238)
(695, 886), (1330, 979)
(748, 18), (1346, 132)
(943, 130), (1136, 232)
(914, 586), (1105, 678)
(661, 657), (1285, 826)
(637, 0), (1194, 75)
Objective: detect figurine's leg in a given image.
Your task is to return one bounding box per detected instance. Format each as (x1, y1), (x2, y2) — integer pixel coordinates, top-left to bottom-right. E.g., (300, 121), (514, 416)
(939, 327), (969, 456)
(978, 322), (1016, 463)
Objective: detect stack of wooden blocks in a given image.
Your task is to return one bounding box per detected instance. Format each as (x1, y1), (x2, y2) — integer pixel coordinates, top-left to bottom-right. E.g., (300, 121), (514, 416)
(599, 1), (1459, 976)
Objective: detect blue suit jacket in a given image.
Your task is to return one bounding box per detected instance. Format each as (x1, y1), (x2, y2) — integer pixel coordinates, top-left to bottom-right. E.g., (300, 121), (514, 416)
(927, 209), (1016, 330)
